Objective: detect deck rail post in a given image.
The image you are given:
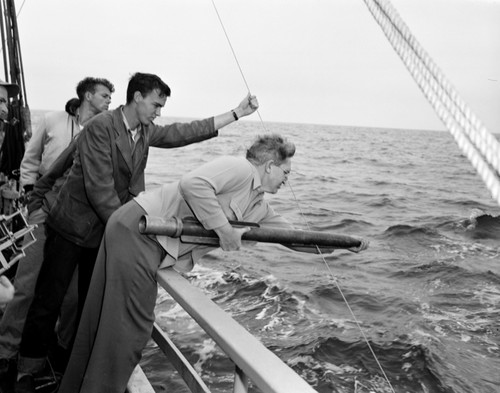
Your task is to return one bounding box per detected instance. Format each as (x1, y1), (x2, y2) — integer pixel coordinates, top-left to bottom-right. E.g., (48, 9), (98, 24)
(233, 365), (249, 393)
(155, 267), (317, 393)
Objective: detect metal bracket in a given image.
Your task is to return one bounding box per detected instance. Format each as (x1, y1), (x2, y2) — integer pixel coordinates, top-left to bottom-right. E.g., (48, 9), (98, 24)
(0, 210), (37, 274)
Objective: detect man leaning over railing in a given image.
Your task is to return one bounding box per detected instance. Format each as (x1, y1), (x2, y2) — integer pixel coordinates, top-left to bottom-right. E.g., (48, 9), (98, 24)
(58, 133), (369, 393)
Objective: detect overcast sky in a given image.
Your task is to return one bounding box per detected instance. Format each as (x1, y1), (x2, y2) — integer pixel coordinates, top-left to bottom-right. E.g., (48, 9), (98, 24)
(9, 0), (500, 131)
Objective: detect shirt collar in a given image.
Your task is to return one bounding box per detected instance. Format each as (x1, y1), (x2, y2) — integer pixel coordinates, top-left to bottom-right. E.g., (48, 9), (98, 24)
(71, 109), (84, 130)
(249, 161), (263, 192)
(121, 107), (141, 133)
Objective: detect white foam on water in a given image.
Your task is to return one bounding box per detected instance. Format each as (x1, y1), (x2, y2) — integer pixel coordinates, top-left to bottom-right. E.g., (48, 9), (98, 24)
(191, 338), (218, 374)
(473, 283), (500, 307)
(408, 329), (442, 345)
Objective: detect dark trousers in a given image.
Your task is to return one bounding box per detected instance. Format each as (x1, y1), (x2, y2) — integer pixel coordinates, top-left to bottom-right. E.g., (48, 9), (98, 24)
(18, 225), (99, 363)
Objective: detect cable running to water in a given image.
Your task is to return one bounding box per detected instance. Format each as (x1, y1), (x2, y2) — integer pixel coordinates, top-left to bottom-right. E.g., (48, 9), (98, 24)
(210, 0), (268, 132)
(287, 182), (396, 393)
(209, 1), (395, 392)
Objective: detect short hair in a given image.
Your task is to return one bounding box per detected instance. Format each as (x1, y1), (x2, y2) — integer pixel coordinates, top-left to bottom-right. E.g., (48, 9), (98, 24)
(126, 72), (171, 104)
(76, 77), (115, 101)
(246, 134), (295, 165)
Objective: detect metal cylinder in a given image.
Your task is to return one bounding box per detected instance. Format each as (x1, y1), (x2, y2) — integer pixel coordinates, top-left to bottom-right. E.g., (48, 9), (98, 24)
(139, 216), (361, 249)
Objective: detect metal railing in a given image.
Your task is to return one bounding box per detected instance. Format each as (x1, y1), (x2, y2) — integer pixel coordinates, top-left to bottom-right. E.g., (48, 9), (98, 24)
(128, 267), (317, 393)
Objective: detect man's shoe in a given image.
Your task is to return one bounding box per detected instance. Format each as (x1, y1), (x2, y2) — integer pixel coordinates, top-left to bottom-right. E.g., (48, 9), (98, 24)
(13, 375), (35, 393)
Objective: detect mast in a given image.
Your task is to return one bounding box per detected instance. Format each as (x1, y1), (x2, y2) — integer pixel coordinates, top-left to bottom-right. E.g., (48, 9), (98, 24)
(0, 0), (30, 181)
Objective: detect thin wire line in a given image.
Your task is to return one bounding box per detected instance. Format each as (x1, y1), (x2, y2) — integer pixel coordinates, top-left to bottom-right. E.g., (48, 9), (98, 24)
(0, 0), (27, 55)
(209, 0), (268, 132)
(17, 0), (27, 15)
(209, 1), (395, 391)
(210, 0), (250, 93)
(287, 181), (395, 392)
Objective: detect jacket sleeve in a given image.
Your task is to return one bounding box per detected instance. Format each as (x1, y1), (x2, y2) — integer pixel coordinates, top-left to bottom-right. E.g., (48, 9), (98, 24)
(78, 121), (122, 224)
(257, 204), (292, 229)
(149, 118), (218, 147)
(20, 115), (47, 187)
(28, 141), (77, 214)
(179, 158), (250, 229)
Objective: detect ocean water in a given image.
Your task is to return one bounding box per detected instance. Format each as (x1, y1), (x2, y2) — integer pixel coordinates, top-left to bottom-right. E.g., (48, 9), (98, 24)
(27, 112), (500, 392)
(135, 119), (500, 393)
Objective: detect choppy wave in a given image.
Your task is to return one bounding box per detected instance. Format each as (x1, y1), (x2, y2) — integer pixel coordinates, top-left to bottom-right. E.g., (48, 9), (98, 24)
(143, 123), (500, 392)
(459, 212), (500, 240)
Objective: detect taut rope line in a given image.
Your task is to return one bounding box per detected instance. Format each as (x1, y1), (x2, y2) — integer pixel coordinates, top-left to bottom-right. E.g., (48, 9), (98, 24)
(209, 1), (396, 392)
(0, 0), (27, 56)
(286, 182), (397, 393)
(209, 0), (268, 133)
(363, 0), (500, 207)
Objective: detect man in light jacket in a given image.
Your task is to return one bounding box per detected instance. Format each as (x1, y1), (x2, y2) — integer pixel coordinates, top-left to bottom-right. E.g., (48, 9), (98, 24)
(59, 133), (368, 393)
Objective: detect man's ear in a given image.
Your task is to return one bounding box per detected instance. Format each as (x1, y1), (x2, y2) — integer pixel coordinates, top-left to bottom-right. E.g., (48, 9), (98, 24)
(265, 160), (274, 173)
(133, 91), (143, 103)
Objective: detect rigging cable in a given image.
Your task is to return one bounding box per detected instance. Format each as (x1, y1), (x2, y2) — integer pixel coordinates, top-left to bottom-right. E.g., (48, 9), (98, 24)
(0, 0), (27, 54)
(363, 0), (500, 207)
(209, 1), (396, 392)
(210, 0), (268, 133)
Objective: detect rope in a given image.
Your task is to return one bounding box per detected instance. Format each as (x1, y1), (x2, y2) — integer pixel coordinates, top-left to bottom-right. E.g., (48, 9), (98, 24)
(363, 0), (500, 207)
(210, 1), (396, 391)
(287, 183), (396, 392)
(209, 0), (268, 132)
(0, 0), (27, 55)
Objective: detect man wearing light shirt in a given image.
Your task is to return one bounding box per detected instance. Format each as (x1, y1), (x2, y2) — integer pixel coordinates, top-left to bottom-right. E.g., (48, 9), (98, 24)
(0, 77), (115, 388)
(59, 134), (368, 393)
(20, 77), (114, 191)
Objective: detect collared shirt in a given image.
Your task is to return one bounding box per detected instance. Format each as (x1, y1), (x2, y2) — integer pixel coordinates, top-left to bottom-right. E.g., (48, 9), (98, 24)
(121, 108), (142, 147)
(73, 110), (84, 138)
(20, 111), (82, 186)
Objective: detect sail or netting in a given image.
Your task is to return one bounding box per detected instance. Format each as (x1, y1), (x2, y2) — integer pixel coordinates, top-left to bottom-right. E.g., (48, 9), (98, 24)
(363, 0), (500, 207)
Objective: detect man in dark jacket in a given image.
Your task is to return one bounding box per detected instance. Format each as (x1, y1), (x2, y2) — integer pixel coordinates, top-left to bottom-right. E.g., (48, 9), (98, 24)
(14, 72), (258, 392)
